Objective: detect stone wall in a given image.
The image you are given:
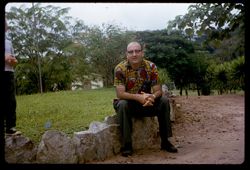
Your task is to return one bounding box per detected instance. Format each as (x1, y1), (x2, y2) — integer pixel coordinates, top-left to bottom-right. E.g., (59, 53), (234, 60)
(5, 115), (161, 163)
(5, 100), (176, 164)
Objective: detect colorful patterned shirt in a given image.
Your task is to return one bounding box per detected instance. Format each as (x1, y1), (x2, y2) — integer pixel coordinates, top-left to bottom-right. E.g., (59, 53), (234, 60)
(114, 59), (159, 94)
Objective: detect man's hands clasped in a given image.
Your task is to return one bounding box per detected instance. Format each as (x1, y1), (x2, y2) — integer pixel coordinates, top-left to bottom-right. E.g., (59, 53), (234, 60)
(139, 92), (156, 107)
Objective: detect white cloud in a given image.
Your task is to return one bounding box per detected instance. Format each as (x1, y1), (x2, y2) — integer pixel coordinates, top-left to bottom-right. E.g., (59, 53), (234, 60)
(5, 2), (192, 31)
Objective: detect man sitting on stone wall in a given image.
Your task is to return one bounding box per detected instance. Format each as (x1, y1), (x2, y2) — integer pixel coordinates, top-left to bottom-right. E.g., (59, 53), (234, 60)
(113, 41), (178, 157)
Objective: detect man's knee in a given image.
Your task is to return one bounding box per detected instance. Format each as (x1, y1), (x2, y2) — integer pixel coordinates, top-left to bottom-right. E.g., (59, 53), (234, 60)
(159, 95), (170, 105)
(113, 99), (128, 112)
(117, 100), (128, 110)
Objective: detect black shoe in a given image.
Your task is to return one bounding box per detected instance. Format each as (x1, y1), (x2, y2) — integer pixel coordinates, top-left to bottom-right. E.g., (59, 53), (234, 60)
(161, 141), (178, 153)
(6, 127), (21, 136)
(121, 142), (133, 157)
(121, 149), (133, 157)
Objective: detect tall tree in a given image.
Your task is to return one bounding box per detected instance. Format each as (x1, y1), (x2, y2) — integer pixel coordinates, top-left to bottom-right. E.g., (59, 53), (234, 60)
(64, 19), (90, 86)
(167, 3), (245, 62)
(81, 24), (135, 87)
(6, 3), (76, 93)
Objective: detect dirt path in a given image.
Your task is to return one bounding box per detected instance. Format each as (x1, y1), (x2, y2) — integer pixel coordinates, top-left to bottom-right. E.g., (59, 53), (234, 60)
(89, 94), (245, 164)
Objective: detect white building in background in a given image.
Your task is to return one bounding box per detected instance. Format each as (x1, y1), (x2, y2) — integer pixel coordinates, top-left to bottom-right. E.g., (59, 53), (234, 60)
(71, 81), (83, 91)
(90, 78), (103, 89)
(71, 73), (103, 90)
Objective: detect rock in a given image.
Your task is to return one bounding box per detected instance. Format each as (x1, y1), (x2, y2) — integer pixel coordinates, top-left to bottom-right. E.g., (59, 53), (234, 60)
(36, 130), (78, 164)
(5, 134), (37, 163)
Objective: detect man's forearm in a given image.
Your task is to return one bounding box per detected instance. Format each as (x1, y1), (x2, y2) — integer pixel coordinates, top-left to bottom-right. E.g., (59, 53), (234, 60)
(152, 84), (163, 99)
(117, 91), (142, 101)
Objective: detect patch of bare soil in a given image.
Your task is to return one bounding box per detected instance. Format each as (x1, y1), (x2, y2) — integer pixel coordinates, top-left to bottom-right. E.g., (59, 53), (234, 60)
(90, 94), (245, 164)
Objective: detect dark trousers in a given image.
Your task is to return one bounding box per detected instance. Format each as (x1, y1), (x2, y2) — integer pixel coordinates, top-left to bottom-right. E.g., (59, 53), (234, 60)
(114, 96), (172, 147)
(3, 72), (17, 131)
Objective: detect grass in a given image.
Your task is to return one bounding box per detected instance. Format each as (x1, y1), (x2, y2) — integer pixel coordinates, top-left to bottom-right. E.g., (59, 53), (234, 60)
(15, 87), (244, 145)
(16, 88), (116, 144)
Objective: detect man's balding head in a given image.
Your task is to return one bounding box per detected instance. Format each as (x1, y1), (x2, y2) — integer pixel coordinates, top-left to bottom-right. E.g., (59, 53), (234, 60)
(127, 42), (142, 51)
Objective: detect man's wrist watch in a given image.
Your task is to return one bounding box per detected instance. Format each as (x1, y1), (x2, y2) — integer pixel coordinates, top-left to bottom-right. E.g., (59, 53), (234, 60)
(152, 94), (156, 99)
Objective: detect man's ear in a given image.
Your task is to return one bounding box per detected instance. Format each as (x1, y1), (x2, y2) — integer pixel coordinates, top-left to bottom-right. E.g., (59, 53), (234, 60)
(141, 51), (145, 56)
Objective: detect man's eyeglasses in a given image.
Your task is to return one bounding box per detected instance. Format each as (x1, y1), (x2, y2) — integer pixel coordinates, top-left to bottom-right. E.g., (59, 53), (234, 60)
(127, 50), (142, 55)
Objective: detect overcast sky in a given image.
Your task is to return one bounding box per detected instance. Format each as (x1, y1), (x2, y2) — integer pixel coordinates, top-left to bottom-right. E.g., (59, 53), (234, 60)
(5, 2), (193, 31)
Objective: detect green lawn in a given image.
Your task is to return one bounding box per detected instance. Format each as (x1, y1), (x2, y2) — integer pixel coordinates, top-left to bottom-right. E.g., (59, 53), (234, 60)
(15, 87), (243, 144)
(16, 88), (116, 144)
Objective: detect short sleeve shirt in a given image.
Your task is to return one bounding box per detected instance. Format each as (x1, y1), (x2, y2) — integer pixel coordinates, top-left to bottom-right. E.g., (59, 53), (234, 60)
(114, 59), (159, 94)
(5, 38), (15, 72)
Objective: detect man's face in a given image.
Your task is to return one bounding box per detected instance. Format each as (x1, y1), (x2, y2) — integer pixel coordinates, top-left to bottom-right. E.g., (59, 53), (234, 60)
(126, 43), (144, 66)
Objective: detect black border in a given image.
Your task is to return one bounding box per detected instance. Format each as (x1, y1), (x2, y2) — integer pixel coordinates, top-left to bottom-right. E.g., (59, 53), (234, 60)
(1, 0), (248, 170)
